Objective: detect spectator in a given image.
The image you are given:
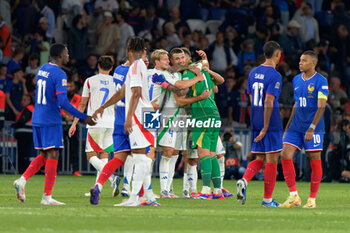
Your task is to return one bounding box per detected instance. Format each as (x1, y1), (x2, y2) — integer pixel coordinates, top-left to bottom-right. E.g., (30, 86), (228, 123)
(127, 4), (142, 34)
(6, 47), (25, 78)
(0, 63), (8, 91)
(95, 11), (120, 56)
(247, 26), (268, 58)
(0, 16), (12, 64)
(25, 54), (40, 76)
(237, 39), (256, 75)
(142, 5), (159, 35)
(228, 77), (250, 126)
(13, 0), (39, 37)
(215, 72), (235, 125)
(78, 54), (98, 82)
(329, 76), (348, 110)
(11, 94), (34, 173)
(293, 3), (320, 46)
(315, 39), (331, 74)
(116, 11), (135, 63)
(68, 14), (88, 65)
(168, 8), (189, 35)
(84, 0), (96, 16)
(36, 0), (55, 41)
(61, 0), (83, 29)
(181, 31), (196, 56)
(208, 31), (238, 74)
(95, 0), (119, 14)
(5, 68), (28, 120)
(278, 61), (294, 106)
(164, 22), (182, 51)
(29, 30), (50, 67)
(225, 27), (242, 54)
(0, 0), (11, 31)
(278, 20), (304, 61)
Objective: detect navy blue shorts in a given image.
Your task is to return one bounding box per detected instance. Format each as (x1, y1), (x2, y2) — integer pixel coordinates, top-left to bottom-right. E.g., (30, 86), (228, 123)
(33, 125), (64, 150)
(113, 125), (131, 153)
(283, 130), (324, 152)
(251, 130), (283, 154)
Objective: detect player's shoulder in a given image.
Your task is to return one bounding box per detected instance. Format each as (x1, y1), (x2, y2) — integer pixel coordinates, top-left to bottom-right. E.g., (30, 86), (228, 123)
(292, 73), (303, 83)
(315, 72), (328, 84)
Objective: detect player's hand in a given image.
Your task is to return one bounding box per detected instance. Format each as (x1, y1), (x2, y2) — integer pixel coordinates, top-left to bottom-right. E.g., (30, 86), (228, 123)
(305, 128), (314, 142)
(124, 118), (133, 135)
(254, 128), (267, 142)
(68, 125), (76, 138)
(152, 73), (170, 89)
(199, 89), (212, 100)
(92, 107), (104, 120)
(196, 50), (208, 60)
(85, 116), (96, 126)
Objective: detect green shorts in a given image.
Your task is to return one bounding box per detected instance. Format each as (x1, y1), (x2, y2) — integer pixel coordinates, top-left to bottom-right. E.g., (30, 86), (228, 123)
(190, 118), (220, 152)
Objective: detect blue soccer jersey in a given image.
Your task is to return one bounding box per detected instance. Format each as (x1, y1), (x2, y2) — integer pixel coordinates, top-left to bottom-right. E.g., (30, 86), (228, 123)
(112, 64), (129, 127)
(247, 65), (283, 132)
(288, 72), (329, 133)
(32, 63), (69, 126)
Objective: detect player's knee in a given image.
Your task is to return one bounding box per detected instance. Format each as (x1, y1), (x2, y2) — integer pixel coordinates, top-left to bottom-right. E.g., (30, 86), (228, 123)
(188, 158), (199, 166)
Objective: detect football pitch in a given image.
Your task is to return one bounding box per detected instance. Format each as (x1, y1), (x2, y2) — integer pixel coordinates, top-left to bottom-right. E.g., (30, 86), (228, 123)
(0, 175), (349, 233)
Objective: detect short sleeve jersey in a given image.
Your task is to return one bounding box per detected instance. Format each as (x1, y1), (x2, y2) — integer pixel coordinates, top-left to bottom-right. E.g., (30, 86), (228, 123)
(183, 69), (220, 119)
(247, 65), (282, 132)
(113, 64), (129, 126)
(82, 74), (116, 128)
(151, 69), (178, 109)
(289, 72), (329, 133)
(125, 59), (152, 124)
(32, 63), (68, 126)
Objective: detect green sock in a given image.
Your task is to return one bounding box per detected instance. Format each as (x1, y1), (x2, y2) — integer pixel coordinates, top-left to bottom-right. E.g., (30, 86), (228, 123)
(200, 155), (212, 187)
(211, 156), (221, 189)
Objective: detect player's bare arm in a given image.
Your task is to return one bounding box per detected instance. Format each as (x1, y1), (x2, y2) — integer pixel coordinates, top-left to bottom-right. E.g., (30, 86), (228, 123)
(171, 66), (204, 89)
(202, 67), (224, 85)
(283, 103), (296, 140)
(125, 86), (141, 135)
(254, 94), (274, 142)
(92, 84), (125, 120)
(174, 89), (212, 106)
(69, 97), (89, 137)
(305, 98), (327, 141)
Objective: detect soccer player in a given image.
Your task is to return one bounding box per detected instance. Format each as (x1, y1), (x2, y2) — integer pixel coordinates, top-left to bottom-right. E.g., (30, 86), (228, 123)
(279, 50), (328, 209)
(69, 56), (119, 195)
(13, 44), (96, 205)
(150, 49), (205, 198)
(236, 41), (283, 207)
(181, 53), (225, 199)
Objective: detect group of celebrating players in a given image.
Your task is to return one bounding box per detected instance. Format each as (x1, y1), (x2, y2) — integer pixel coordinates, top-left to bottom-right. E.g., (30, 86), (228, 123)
(13, 37), (328, 209)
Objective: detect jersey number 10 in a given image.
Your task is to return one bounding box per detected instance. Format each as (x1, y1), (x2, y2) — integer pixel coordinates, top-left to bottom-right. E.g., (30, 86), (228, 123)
(252, 82), (264, 106)
(37, 79), (47, 105)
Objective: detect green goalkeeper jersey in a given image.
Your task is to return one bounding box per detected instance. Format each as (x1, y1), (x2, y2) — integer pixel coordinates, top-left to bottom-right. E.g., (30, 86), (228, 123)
(182, 69), (220, 119)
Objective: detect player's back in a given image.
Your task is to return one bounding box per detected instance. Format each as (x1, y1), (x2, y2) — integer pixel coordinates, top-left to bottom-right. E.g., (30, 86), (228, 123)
(113, 64), (129, 126)
(125, 59), (152, 122)
(247, 65), (282, 132)
(32, 63), (67, 127)
(82, 74), (115, 128)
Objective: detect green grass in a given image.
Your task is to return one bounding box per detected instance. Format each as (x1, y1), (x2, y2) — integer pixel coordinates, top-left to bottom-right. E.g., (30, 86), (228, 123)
(0, 175), (349, 233)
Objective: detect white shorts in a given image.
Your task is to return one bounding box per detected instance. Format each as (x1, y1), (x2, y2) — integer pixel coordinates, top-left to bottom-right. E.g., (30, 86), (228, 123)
(216, 137), (226, 155)
(86, 128), (113, 153)
(129, 123), (156, 150)
(157, 128), (187, 151)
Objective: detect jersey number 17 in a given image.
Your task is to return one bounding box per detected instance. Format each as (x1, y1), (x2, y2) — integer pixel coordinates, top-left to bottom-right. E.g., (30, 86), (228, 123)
(252, 82), (264, 106)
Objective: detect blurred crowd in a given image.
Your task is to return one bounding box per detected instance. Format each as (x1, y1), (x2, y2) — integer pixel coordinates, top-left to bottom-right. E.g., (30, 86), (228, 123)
(0, 0), (349, 181)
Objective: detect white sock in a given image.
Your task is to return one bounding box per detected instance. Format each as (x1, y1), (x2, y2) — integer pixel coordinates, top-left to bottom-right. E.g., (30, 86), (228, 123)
(263, 198), (272, 203)
(143, 156), (153, 200)
(187, 164), (197, 193)
(129, 154), (146, 203)
(20, 176), (27, 184)
(159, 156), (170, 193)
(123, 156), (134, 191)
(183, 173), (188, 192)
(290, 191), (298, 196)
(167, 155), (178, 192)
(95, 171), (100, 183)
(101, 158), (114, 184)
(201, 186), (211, 194)
(308, 197), (315, 200)
(89, 156), (104, 172)
(218, 156), (225, 189)
(213, 188), (222, 195)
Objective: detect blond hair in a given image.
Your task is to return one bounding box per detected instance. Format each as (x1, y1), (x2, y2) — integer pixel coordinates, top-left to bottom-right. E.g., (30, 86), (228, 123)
(151, 49), (168, 65)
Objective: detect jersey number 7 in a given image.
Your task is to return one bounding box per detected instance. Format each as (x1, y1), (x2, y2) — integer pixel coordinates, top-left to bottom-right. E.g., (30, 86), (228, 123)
(100, 88), (109, 106)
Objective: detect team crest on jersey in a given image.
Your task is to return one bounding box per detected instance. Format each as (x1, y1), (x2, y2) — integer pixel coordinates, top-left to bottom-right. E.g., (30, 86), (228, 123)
(308, 84), (315, 98)
(62, 79), (67, 86)
(275, 82), (280, 89)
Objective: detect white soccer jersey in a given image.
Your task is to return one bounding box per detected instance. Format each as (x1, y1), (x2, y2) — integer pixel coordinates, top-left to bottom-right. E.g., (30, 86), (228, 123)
(150, 69), (178, 108)
(125, 59), (155, 149)
(82, 74), (116, 128)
